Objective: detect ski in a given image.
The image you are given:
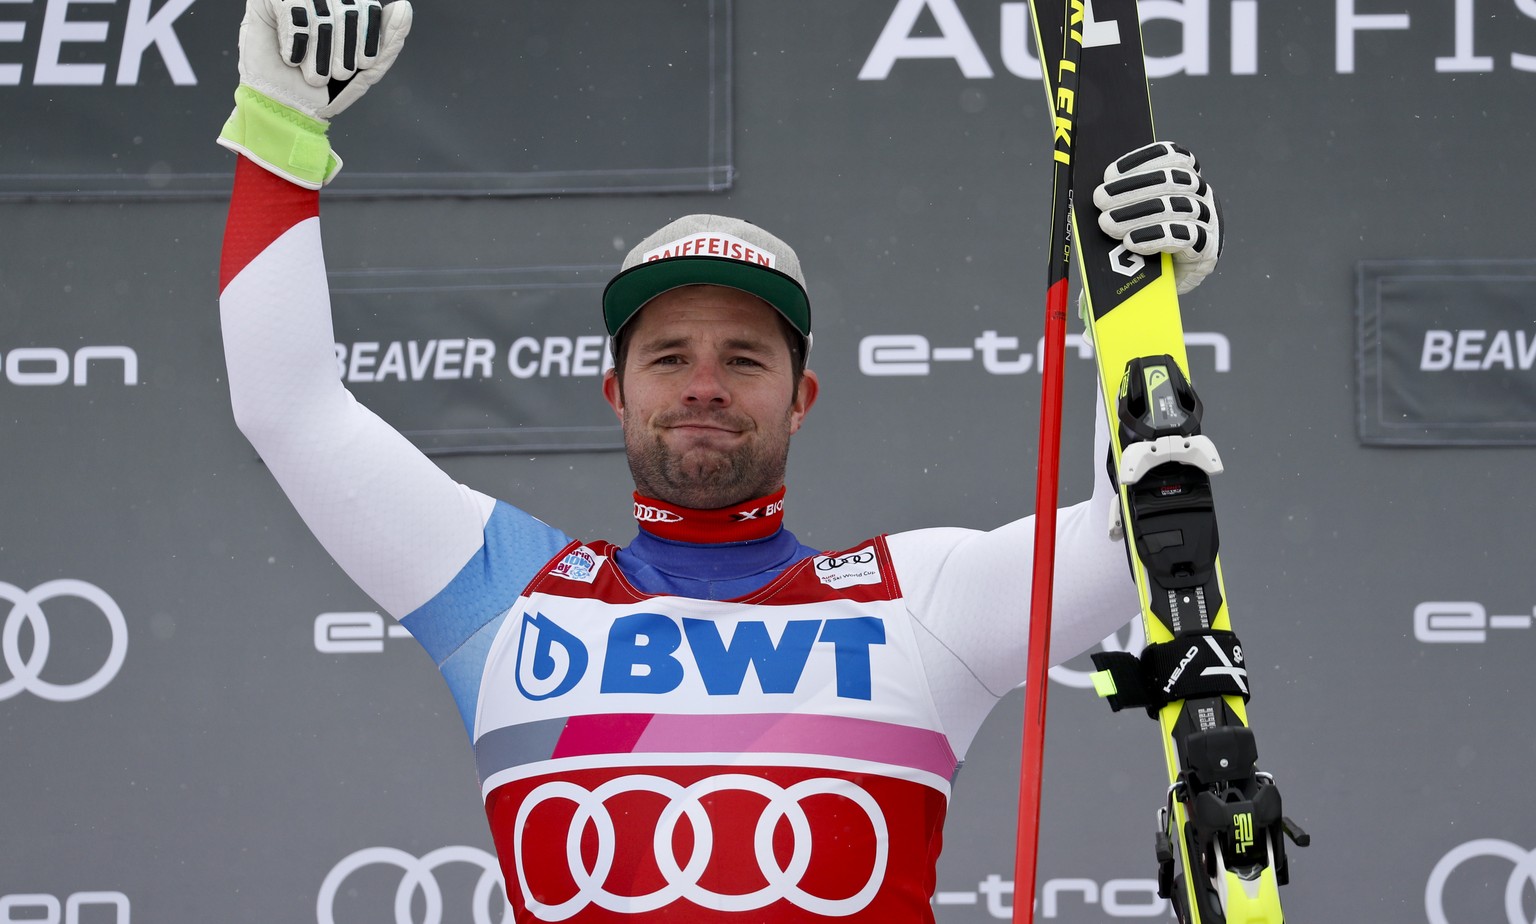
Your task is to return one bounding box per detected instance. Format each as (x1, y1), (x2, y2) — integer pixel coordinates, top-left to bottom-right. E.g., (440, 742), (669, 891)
(1023, 2), (1307, 922)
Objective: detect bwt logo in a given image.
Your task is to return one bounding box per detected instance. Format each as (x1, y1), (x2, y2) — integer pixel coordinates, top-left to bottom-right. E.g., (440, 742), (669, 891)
(858, 332), (1230, 376)
(933, 873), (1166, 919)
(515, 612), (887, 702)
(1414, 601), (1534, 644)
(0, 891), (130, 923)
(0, 0), (197, 86)
(1, 346), (137, 386)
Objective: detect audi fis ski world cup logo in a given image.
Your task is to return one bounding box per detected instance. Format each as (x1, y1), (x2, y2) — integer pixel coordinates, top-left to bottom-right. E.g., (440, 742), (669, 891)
(813, 547), (882, 590)
(1, 580), (127, 702)
(814, 551), (875, 571)
(318, 846), (511, 924)
(509, 772), (887, 920)
(1426, 839), (1536, 924)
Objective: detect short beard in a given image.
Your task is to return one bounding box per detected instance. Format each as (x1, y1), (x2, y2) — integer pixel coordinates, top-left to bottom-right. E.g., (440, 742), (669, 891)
(622, 406), (791, 510)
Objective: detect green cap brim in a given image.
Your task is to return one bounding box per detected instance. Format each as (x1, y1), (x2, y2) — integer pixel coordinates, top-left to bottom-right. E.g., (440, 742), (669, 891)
(602, 257), (811, 338)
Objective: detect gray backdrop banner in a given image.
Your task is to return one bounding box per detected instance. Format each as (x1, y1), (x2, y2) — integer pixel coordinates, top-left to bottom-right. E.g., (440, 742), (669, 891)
(9, 1), (1536, 921)
(1357, 259), (1536, 446)
(328, 264), (622, 455)
(0, 0), (733, 199)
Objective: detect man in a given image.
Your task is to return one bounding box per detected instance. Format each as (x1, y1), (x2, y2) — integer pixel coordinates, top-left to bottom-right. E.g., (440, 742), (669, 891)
(217, 1), (1224, 921)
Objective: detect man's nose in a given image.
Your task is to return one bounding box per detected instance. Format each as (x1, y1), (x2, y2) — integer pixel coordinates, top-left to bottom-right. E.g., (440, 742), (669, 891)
(682, 361), (731, 405)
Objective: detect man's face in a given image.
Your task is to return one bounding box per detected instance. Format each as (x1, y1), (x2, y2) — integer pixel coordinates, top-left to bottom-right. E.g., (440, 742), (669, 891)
(602, 285), (819, 510)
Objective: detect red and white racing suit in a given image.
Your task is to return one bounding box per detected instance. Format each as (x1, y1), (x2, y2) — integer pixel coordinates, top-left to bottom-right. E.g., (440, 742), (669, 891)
(219, 157), (1139, 922)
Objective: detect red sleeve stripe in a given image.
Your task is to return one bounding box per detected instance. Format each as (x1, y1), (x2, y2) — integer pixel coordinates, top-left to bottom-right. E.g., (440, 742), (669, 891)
(219, 156), (321, 293)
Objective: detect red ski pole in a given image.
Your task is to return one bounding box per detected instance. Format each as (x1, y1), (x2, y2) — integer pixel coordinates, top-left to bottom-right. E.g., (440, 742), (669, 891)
(1013, 2), (1085, 922)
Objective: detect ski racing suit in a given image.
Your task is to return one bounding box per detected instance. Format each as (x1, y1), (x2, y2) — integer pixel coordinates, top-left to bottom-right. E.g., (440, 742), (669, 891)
(219, 158), (1140, 923)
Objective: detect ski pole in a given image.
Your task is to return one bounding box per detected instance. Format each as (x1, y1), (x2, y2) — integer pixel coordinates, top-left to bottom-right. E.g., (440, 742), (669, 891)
(1012, 2), (1086, 923)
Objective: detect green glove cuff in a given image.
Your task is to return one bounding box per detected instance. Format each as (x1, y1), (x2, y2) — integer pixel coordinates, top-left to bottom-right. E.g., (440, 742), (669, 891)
(217, 85), (341, 189)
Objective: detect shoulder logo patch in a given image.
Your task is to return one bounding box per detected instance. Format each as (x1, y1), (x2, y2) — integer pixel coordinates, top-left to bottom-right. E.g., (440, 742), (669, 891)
(812, 547), (882, 589)
(550, 546), (606, 583)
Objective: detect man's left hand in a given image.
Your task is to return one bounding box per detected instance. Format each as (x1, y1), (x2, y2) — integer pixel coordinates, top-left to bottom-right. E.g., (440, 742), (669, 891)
(1093, 141), (1223, 295)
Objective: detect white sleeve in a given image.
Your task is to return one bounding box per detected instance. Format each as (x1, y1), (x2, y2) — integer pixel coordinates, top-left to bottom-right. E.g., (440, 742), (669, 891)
(220, 217), (495, 619)
(886, 389), (1139, 756)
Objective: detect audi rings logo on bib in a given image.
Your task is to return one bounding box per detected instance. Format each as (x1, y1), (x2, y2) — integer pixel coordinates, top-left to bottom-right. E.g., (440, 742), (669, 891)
(501, 769), (892, 921)
(1426, 839), (1536, 924)
(318, 845), (512, 924)
(1, 580), (127, 702)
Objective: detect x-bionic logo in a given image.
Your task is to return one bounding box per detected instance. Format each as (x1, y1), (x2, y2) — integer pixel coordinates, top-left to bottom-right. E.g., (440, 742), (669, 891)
(514, 611), (887, 702)
(731, 499), (784, 522)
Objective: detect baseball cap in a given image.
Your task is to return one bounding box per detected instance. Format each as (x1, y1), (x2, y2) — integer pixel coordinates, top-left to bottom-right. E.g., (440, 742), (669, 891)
(602, 214), (811, 346)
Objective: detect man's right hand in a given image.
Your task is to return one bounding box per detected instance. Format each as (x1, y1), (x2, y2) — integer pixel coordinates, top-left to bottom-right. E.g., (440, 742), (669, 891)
(218, 0), (412, 188)
(240, 0), (413, 122)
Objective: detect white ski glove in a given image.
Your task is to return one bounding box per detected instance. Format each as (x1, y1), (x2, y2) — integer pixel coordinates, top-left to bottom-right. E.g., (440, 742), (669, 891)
(1093, 141), (1223, 295)
(217, 0), (413, 188)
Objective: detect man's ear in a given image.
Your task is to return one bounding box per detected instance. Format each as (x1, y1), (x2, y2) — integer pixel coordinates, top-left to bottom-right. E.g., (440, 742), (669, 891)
(788, 369), (820, 435)
(602, 368), (624, 420)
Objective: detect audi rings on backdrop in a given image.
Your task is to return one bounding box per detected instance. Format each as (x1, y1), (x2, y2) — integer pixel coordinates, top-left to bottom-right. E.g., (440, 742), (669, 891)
(1426, 839), (1536, 924)
(0, 580), (127, 702)
(317, 845), (512, 924)
(514, 773), (889, 920)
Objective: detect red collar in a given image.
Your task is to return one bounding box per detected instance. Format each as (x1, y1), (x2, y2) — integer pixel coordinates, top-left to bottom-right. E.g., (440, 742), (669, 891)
(632, 487), (787, 543)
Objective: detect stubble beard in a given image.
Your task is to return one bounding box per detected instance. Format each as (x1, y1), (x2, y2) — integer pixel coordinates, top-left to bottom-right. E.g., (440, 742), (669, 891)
(623, 406), (791, 510)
